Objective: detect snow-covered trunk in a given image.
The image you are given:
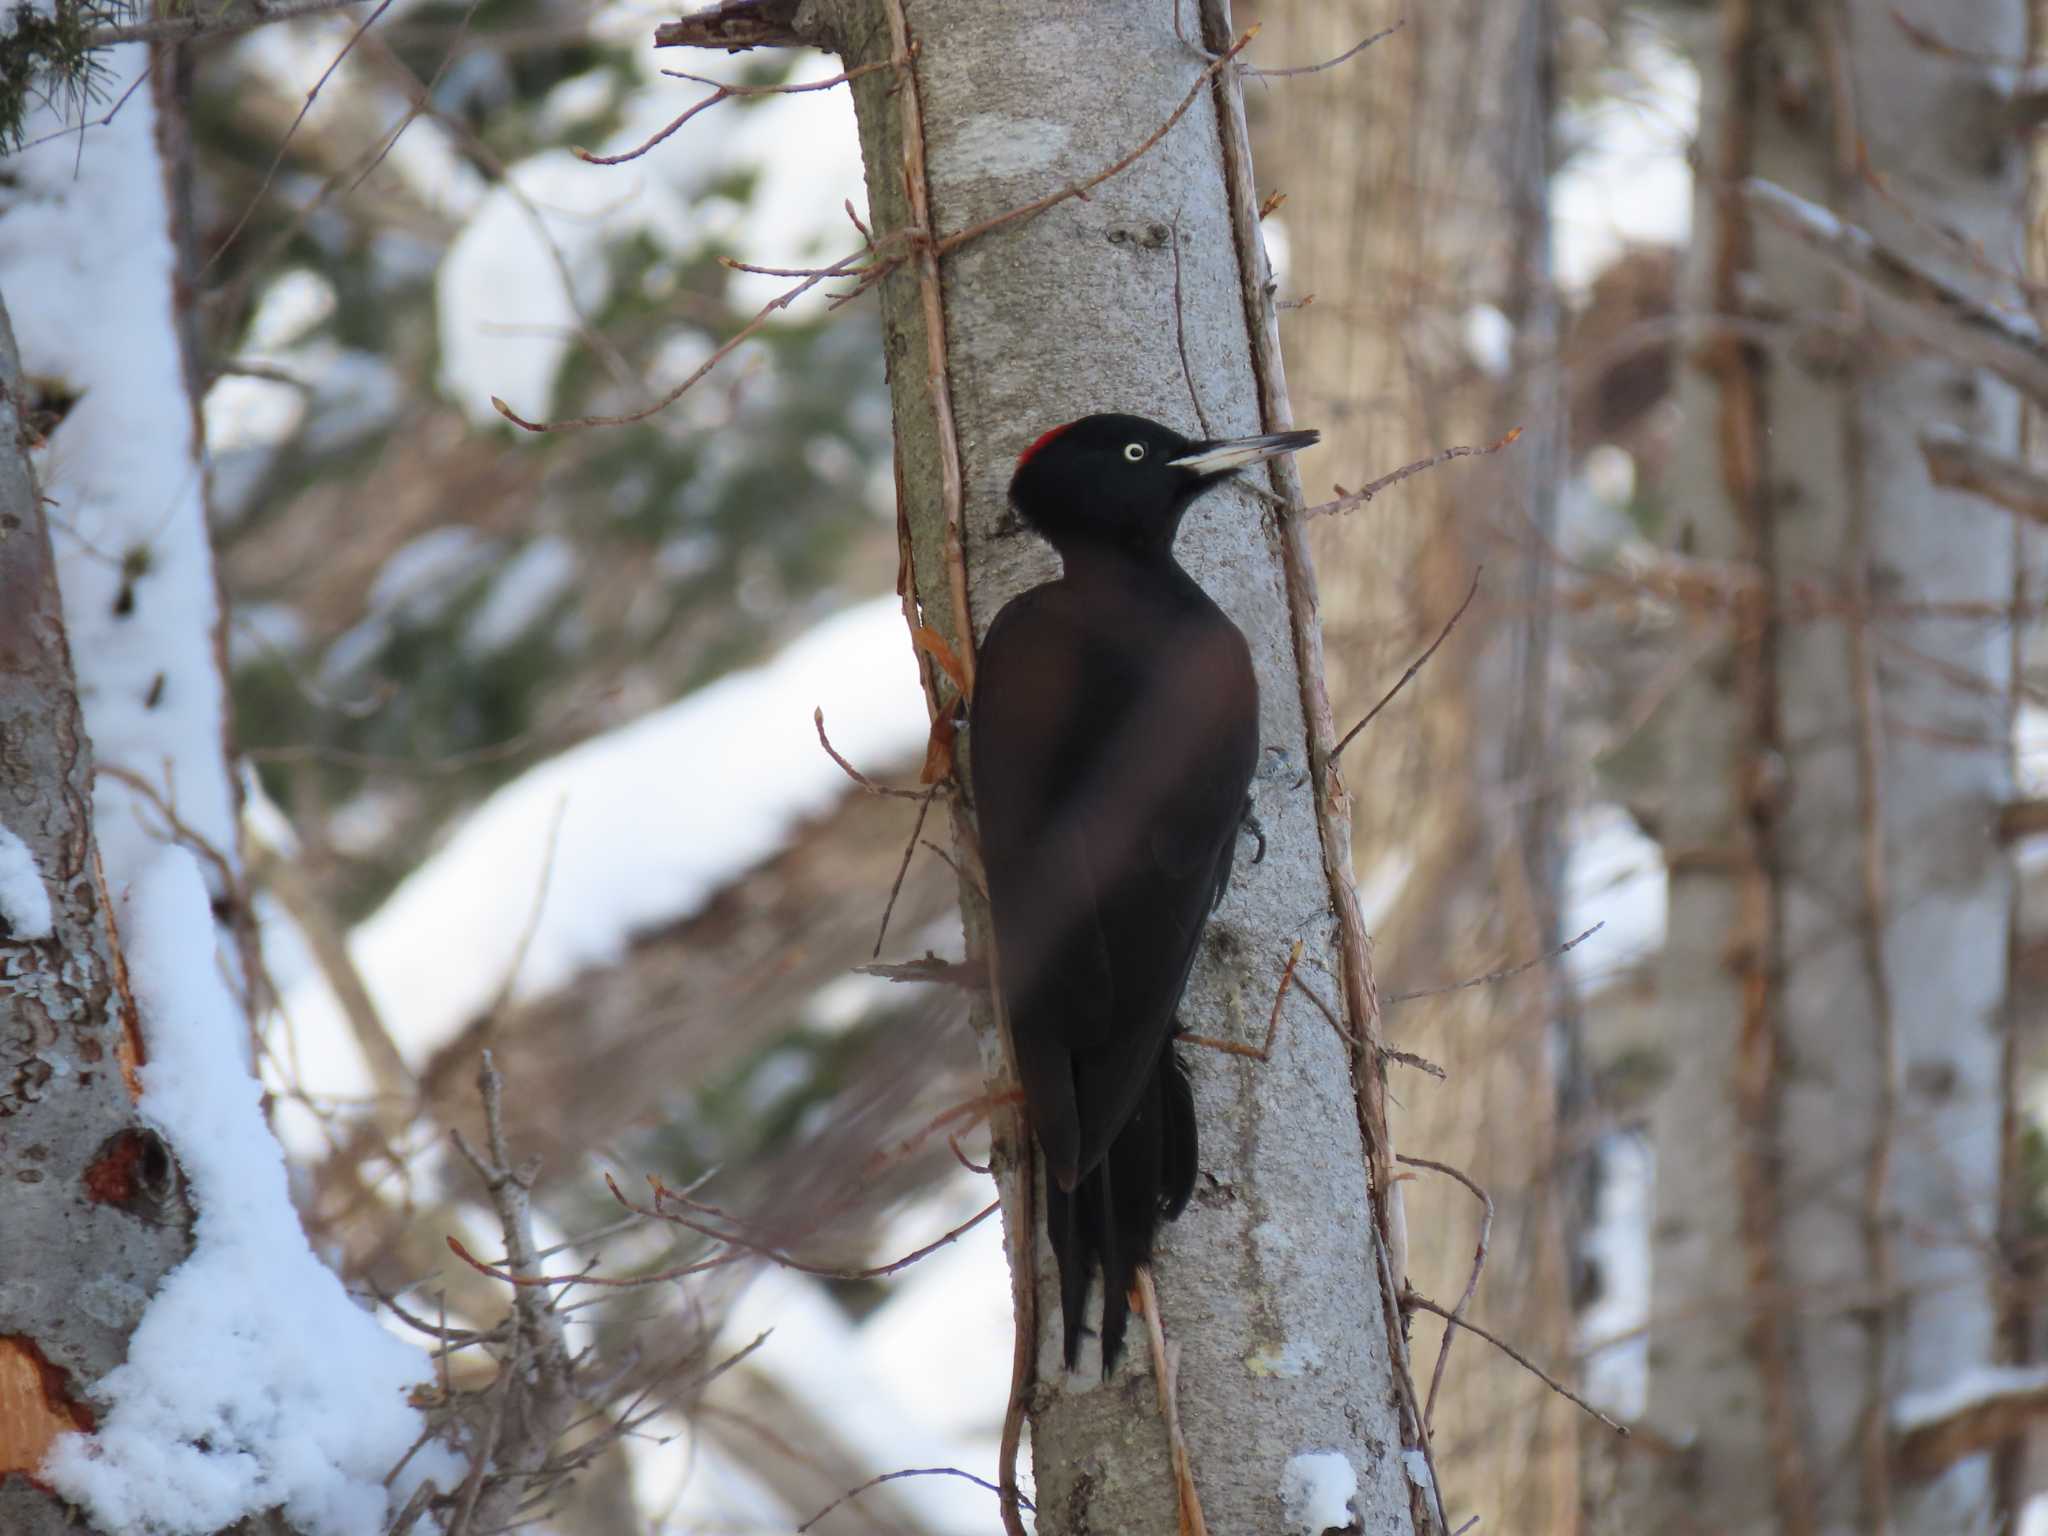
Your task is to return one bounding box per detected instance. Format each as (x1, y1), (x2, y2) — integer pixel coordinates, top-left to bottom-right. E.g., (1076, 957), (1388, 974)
(775, 2), (1425, 1531)
(0, 47), (439, 1536)
(0, 289), (197, 1536)
(1256, 2), (1580, 1528)
(1637, 2), (2025, 1531)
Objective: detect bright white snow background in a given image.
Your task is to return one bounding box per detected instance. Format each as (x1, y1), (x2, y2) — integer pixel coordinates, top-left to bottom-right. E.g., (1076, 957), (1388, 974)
(0, 9), (1714, 1534)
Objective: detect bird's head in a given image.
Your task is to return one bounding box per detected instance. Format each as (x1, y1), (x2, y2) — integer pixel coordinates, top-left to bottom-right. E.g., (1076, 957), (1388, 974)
(1008, 412), (1319, 561)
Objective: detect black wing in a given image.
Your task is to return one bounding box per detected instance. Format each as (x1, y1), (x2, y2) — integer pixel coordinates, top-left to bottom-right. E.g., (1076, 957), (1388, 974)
(970, 581), (1257, 1189)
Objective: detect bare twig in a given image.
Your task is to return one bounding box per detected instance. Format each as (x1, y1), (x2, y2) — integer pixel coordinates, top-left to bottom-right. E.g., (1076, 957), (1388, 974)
(199, 0), (400, 278)
(636, 1173), (999, 1281)
(1331, 570), (1482, 762)
(444, 1052), (580, 1534)
(1403, 1289), (1627, 1435)
(1303, 428), (1524, 519)
(873, 792), (935, 957)
(797, 1466), (1027, 1533)
(482, 797), (566, 1020)
(1384, 1046), (1448, 1080)
(1180, 939), (1303, 1060)
(497, 249), (872, 432)
(1247, 21), (1404, 78)
(814, 707), (939, 801)
(1397, 1156), (1494, 1433)
(881, 0), (975, 697)
(1136, 1268), (1209, 1536)
(578, 57), (899, 167)
(1384, 922), (1604, 1005)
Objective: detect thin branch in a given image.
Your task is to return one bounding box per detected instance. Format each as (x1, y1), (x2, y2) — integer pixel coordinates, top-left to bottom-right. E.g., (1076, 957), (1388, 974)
(1331, 570), (1482, 762)
(881, 0), (976, 697)
(1743, 177), (2048, 406)
(496, 249), (872, 432)
(1403, 1290), (1627, 1435)
(199, 0), (400, 279)
(579, 56), (900, 168)
(1384, 922), (1604, 1005)
(873, 792), (935, 958)
(1303, 427), (1524, 519)
(1136, 1268), (1209, 1536)
(86, 0), (368, 46)
(1921, 430), (2048, 526)
(797, 1467), (1027, 1534)
(1397, 1156), (1494, 1433)
(1246, 21), (1404, 78)
(814, 706), (939, 801)
(1893, 1368), (2048, 1479)
(1384, 1046), (1448, 1081)
(1180, 939), (1303, 1060)
(634, 1174), (1000, 1281)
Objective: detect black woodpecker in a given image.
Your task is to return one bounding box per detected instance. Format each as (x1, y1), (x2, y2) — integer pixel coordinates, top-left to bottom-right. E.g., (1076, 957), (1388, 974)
(967, 411), (1318, 1374)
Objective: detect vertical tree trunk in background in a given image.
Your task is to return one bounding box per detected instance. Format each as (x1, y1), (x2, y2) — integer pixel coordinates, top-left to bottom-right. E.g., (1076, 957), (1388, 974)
(747, 2), (1428, 1531)
(1637, 1), (2025, 1531)
(1255, 2), (1579, 1529)
(0, 297), (192, 1533)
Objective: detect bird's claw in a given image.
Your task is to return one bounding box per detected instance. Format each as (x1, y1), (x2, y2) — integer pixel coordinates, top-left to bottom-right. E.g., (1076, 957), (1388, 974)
(1238, 803), (1267, 865)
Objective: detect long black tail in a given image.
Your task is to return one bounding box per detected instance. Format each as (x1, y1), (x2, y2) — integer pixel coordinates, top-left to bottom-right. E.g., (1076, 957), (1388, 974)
(1044, 1046), (1198, 1375)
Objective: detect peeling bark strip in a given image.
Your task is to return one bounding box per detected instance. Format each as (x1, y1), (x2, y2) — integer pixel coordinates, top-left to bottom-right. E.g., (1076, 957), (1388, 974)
(1643, 1), (2024, 1532)
(660, 3), (1423, 1531)
(0, 294), (190, 1528)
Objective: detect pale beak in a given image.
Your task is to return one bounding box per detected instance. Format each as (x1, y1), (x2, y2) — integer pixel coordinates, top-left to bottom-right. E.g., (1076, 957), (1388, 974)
(1168, 427), (1320, 476)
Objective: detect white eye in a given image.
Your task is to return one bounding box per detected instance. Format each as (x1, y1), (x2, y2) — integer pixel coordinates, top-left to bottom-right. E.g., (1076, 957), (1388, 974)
(1123, 442), (1147, 462)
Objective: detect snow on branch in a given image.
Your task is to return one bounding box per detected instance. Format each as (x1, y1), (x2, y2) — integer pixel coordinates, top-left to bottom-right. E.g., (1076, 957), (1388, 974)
(1, 41), (250, 994)
(1892, 1364), (2048, 1480)
(1921, 426), (2048, 526)
(43, 851), (454, 1535)
(1741, 177), (2048, 406)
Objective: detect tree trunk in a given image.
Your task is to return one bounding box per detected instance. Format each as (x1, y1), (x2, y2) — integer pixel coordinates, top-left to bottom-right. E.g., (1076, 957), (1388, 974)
(1255, 1), (1580, 1529)
(0, 295), (193, 1531)
(1637, 1), (2026, 1531)
(661, 1), (1433, 1530)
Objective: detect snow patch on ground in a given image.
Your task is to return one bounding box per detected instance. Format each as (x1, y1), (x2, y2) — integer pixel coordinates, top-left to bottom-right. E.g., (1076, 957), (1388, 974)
(43, 850), (451, 1536)
(1279, 1450), (1358, 1535)
(275, 596), (929, 1116)
(0, 821), (52, 940)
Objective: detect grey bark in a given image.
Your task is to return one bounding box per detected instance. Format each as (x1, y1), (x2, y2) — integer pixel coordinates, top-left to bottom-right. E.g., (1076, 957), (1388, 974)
(1636, 2), (2026, 1532)
(719, 2), (1427, 1532)
(0, 295), (195, 1528)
